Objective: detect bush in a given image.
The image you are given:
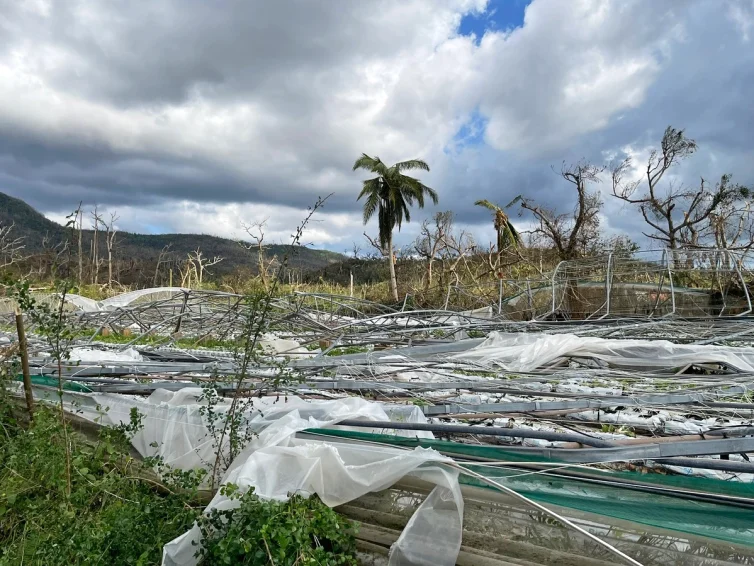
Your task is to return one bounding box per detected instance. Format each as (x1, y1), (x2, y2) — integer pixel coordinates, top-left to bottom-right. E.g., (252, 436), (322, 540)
(0, 404), (359, 565)
(197, 484), (358, 566)
(0, 408), (203, 565)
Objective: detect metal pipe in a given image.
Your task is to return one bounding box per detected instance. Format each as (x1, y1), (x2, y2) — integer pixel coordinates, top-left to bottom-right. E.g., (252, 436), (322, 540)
(447, 463), (645, 566)
(335, 419), (614, 447)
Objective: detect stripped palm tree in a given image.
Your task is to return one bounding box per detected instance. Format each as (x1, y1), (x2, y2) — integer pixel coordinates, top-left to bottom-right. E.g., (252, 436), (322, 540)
(354, 154), (438, 301)
(475, 197), (522, 253)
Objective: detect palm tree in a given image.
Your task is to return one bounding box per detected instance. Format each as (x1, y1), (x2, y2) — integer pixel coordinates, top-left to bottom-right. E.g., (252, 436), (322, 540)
(354, 154), (438, 301)
(474, 198), (521, 253)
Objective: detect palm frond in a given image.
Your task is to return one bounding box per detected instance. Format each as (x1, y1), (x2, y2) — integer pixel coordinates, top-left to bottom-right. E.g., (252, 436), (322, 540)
(497, 217), (522, 250)
(361, 190), (380, 224)
(400, 200), (411, 226)
(474, 199), (500, 212)
(395, 159), (430, 172)
(357, 177), (381, 200)
(378, 206), (393, 249)
(356, 156), (434, 244)
(422, 184), (439, 205)
(505, 195), (523, 209)
(352, 153), (376, 171)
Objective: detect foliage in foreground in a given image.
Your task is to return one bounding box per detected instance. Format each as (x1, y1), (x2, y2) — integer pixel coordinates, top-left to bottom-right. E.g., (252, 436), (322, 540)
(198, 484), (358, 566)
(0, 408), (203, 565)
(0, 403), (358, 565)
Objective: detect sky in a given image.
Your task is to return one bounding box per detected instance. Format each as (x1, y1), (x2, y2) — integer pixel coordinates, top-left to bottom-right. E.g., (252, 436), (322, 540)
(1, 0), (753, 254)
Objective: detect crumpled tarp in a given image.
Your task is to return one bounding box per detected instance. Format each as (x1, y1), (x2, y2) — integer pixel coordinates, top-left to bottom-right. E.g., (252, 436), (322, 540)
(452, 331), (754, 372)
(53, 387), (463, 566)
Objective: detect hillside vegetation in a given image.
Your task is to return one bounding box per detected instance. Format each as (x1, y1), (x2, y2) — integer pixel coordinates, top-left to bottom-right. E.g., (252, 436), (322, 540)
(0, 192), (344, 283)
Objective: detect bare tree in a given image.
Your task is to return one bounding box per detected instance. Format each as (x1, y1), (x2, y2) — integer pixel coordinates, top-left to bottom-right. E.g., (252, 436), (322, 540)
(521, 161), (605, 261)
(363, 232), (389, 259)
(349, 242), (362, 259)
(414, 211), (453, 290)
(153, 243), (173, 287)
(697, 189), (754, 253)
(74, 203), (83, 285)
(184, 248), (223, 287)
(241, 220), (278, 291)
(0, 223), (25, 269)
(90, 206), (103, 285)
(611, 126), (747, 250)
(103, 212), (119, 286)
(440, 224), (476, 286)
(34, 232), (69, 279)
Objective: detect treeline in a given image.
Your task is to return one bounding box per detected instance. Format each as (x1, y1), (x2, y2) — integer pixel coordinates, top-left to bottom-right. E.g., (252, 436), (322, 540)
(1, 125), (751, 299)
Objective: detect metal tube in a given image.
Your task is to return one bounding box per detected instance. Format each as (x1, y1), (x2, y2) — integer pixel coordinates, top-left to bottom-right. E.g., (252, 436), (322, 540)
(335, 419), (614, 447)
(448, 463), (645, 566)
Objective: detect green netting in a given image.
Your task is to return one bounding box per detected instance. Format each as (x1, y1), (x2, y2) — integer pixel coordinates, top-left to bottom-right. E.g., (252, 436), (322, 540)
(16, 374), (92, 393)
(307, 428), (754, 547)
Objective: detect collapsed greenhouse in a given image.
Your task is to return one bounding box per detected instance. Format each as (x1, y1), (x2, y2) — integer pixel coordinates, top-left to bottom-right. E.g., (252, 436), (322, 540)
(5, 249), (754, 566)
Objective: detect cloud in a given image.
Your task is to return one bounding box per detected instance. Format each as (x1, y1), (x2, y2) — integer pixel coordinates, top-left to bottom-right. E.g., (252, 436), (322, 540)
(0, 0), (751, 253)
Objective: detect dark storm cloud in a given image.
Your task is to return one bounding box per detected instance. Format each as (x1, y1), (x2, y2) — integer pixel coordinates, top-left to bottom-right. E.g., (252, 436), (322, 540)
(0, 0), (752, 247)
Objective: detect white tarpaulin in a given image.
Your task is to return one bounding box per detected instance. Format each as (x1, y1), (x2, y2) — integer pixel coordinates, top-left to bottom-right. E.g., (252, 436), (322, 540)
(451, 331), (754, 372)
(45, 388), (463, 566)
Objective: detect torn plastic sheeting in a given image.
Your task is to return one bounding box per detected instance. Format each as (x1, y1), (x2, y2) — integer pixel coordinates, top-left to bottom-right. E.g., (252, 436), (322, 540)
(99, 287), (190, 310)
(163, 441), (462, 566)
(452, 331), (754, 372)
(160, 396), (462, 566)
(257, 332), (317, 358)
(68, 347), (144, 363)
(35, 387), (464, 565)
(65, 390), (433, 471)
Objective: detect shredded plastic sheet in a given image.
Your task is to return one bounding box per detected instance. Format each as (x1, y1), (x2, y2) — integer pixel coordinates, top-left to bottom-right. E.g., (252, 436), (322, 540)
(64, 294), (101, 312)
(68, 347), (143, 363)
(163, 434), (461, 566)
(452, 331), (754, 372)
(258, 332), (317, 358)
(47, 388), (462, 566)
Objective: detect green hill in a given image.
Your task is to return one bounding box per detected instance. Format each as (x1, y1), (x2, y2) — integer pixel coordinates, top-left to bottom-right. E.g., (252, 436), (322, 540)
(0, 192), (345, 280)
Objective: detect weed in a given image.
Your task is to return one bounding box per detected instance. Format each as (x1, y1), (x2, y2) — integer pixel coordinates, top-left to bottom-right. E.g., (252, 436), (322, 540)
(197, 484), (357, 566)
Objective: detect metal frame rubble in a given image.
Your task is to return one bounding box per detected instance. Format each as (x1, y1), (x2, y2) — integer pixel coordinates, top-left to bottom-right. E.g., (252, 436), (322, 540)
(6, 248), (754, 565)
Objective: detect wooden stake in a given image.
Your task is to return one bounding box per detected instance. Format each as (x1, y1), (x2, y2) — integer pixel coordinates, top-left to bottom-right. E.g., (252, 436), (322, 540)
(14, 308), (34, 419)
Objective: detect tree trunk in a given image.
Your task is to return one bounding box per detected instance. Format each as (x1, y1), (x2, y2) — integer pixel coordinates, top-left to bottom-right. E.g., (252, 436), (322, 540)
(92, 223), (99, 285)
(425, 258), (434, 291)
(77, 210), (83, 285)
(387, 234), (399, 302)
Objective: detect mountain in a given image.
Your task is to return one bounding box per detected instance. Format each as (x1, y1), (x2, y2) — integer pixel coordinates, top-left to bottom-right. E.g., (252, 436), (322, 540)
(0, 192), (345, 280)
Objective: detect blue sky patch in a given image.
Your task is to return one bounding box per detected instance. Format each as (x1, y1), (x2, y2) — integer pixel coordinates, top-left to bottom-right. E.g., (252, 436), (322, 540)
(454, 109), (489, 147)
(459, 0), (530, 41)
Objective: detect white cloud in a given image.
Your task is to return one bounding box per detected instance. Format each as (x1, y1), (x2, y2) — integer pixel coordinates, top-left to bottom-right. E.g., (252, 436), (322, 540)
(1, 0), (752, 251)
(728, 0), (754, 41)
(47, 201), (364, 249)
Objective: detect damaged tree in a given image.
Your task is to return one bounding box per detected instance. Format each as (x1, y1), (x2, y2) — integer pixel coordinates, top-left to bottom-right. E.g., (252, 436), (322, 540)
(241, 220), (278, 291)
(611, 126), (749, 251)
(0, 222), (26, 270)
(104, 212), (119, 287)
(520, 161), (604, 319)
(354, 154), (438, 302)
(414, 211), (453, 290)
(521, 161), (604, 261)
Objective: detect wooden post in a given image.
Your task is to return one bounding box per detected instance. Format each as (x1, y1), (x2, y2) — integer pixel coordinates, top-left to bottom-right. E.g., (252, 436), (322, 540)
(349, 271), (354, 298)
(174, 291), (189, 333)
(15, 308), (34, 419)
